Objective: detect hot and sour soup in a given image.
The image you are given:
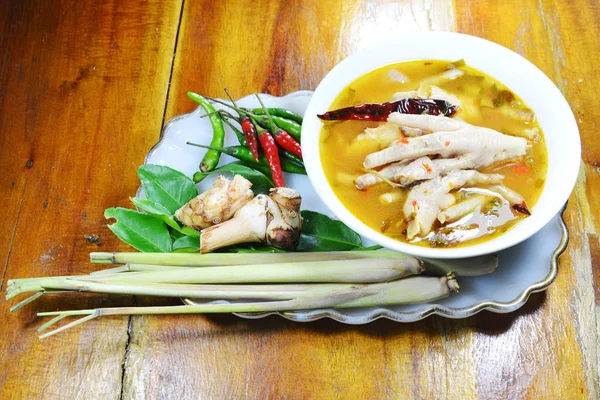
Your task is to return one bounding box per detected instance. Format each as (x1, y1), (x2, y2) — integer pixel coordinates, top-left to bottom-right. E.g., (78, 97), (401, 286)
(319, 60), (547, 248)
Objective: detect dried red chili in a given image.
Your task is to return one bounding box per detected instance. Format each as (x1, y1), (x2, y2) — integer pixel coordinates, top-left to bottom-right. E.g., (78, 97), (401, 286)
(317, 98), (458, 121)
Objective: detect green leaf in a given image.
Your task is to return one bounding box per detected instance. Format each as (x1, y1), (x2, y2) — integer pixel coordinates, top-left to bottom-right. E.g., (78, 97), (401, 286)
(170, 230), (186, 240)
(296, 210), (363, 252)
(131, 197), (178, 229)
(355, 244), (383, 251)
(104, 207), (172, 252)
(138, 164), (198, 214)
(193, 162), (274, 194)
(172, 235), (200, 252)
(237, 161), (272, 178)
(131, 197), (200, 238)
(179, 226), (202, 237)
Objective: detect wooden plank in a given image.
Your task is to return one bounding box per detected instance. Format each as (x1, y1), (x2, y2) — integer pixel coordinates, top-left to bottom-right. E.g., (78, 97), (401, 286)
(455, 0), (599, 398)
(163, 0), (455, 119)
(0, 0), (183, 398)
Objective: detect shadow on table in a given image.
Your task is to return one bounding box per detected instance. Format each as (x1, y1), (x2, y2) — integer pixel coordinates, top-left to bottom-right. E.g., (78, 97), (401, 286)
(16, 290), (543, 337)
(13, 289), (545, 340)
(198, 290), (547, 339)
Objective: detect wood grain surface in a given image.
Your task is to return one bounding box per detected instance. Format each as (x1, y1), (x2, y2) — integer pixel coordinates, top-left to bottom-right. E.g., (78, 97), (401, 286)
(0, 0), (597, 399)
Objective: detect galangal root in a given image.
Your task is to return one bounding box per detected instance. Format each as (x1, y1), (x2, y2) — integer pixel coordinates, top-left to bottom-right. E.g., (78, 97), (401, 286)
(175, 174), (302, 252)
(200, 187), (302, 253)
(175, 175), (254, 230)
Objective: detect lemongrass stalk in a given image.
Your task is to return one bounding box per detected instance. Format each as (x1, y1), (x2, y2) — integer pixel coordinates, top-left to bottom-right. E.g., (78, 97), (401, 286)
(94, 264), (191, 273)
(6, 277), (85, 300)
(7, 289), (71, 306)
(40, 314), (98, 339)
(36, 276), (458, 338)
(7, 257), (422, 303)
(9, 291), (46, 313)
(38, 314), (69, 332)
(6, 257), (422, 300)
(9, 279), (360, 302)
(90, 250), (418, 266)
(127, 264), (191, 272)
(7, 274), (87, 290)
(6, 264), (180, 295)
(93, 264), (190, 273)
(7, 280), (42, 300)
(78, 258), (422, 285)
(6, 273), (94, 298)
(37, 290), (368, 338)
(182, 276), (459, 309)
(97, 264), (217, 272)
(89, 265), (130, 275)
(336, 275), (459, 307)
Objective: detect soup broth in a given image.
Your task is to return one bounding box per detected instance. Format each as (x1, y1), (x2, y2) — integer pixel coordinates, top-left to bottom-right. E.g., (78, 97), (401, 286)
(320, 60), (547, 248)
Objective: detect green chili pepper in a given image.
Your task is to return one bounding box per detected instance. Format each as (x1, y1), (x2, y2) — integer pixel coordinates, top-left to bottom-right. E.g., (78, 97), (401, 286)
(208, 97), (302, 142)
(187, 143), (306, 175)
(269, 115), (301, 142)
(187, 92), (225, 172)
(252, 108), (303, 124)
(221, 116), (246, 146)
(238, 161), (272, 178)
(281, 150), (304, 166)
(282, 162), (305, 174)
(246, 114), (302, 142)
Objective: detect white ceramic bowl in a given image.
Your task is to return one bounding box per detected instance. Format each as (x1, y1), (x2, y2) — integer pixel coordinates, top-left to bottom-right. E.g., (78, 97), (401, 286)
(302, 32), (580, 259)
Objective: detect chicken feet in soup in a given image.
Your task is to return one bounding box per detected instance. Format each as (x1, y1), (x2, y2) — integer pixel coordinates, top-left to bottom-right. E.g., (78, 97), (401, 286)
(319, 60), (547, 248)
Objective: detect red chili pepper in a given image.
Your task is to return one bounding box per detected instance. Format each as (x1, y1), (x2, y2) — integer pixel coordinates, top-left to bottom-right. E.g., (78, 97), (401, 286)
(272, 129), (302, 158)
(222, 89), (261, 162)
(317, 98), (458, 121)
(240, 117), (260, 161)
(254, 94), (303, 159)
(251, 115), (284, 187)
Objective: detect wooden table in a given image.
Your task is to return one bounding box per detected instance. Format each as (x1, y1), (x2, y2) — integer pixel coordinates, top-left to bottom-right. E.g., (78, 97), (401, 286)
(1, 1), (598, 398)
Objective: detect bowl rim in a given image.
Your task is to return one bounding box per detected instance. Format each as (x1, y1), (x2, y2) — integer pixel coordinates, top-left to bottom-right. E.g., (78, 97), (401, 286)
(301, 31), (581, 259)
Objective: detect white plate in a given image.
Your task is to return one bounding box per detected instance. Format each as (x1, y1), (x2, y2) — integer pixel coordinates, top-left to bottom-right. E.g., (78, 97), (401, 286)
(146, 91), (568, 323)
